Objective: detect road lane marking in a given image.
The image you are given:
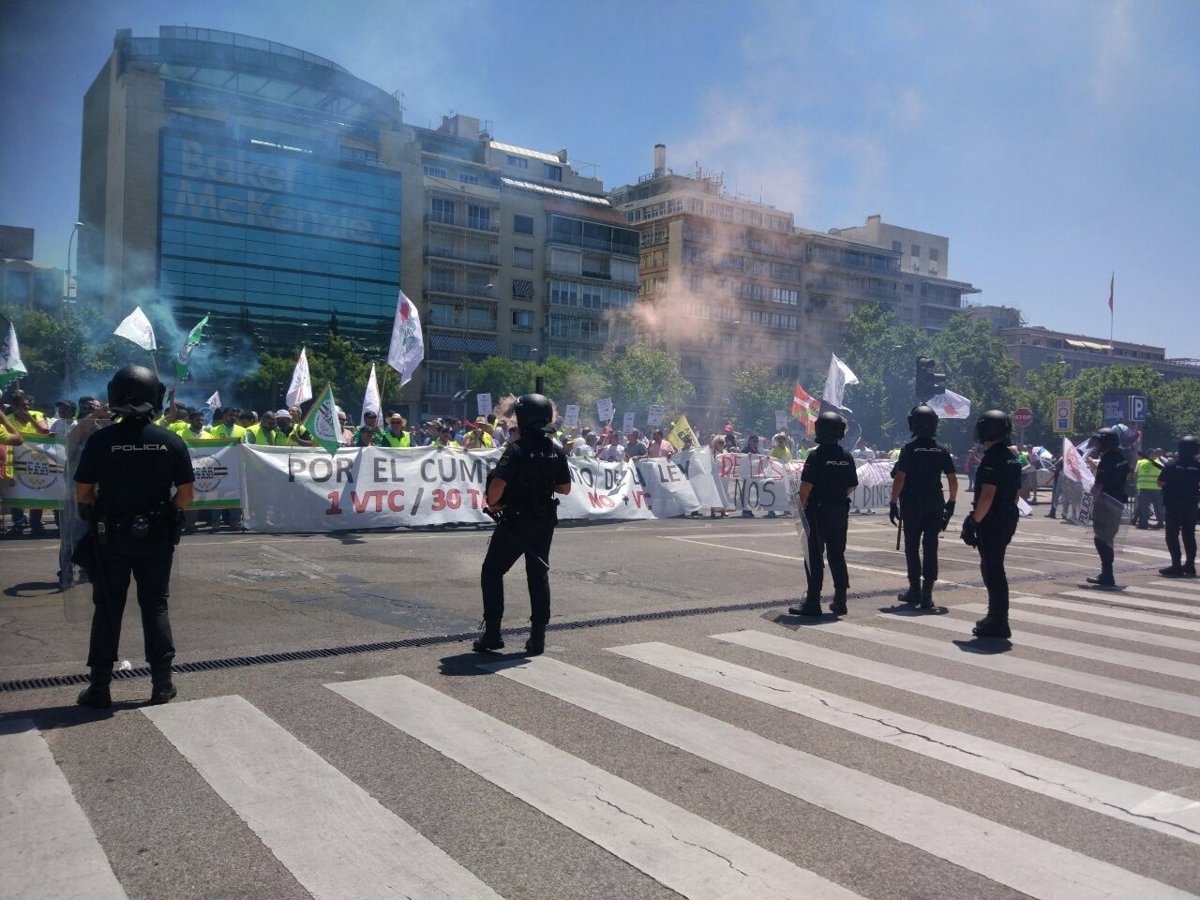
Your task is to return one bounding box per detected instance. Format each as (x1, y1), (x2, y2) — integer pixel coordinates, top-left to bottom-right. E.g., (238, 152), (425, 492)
(713, 630), (1200, 768)
(954, 602), (1200, 652)
(329, 674), (859, 900)
(1012, 595), (1200, 633)
(884, 613), (1200, 683)
(1062, 591), (1200, 616)
(143, 696), (501, 900)
(483, 655), (1194, 900)
(660, 535), (911, 578)
(606, 642), (1200, 844)
(0, 720), (128, 900)
(1120, 584), (1200, 603)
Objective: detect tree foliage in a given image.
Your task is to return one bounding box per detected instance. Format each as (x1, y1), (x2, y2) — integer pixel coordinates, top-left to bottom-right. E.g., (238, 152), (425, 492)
(596, 344), (694, 423)
(728, 365), (791, 436)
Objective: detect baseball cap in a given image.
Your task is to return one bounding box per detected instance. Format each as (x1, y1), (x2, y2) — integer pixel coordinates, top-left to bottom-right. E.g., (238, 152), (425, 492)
(274, 409), (292, 418)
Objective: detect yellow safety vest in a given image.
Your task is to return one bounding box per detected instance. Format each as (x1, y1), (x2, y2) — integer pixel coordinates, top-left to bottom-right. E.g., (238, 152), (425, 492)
(1135, 457), (1162, 490)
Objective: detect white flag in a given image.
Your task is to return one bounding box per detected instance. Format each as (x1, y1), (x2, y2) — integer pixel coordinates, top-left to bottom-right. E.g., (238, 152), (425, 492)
(1061, 437), (1095, 493)
(361, 363), (381, 425)
(286, 347), (313, 408)
(925, 389), (972, 420)
(821, 353), (858, 410)
(0, 322), (28, 388)
(114, 306), (157, 351)
(205, 391), (221, 411)
(387, 290), (424, 387)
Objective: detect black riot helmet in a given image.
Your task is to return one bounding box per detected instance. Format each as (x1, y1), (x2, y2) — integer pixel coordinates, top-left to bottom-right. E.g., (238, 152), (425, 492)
(512, 393), (556, 434)
(1093, 427), (1120, 453)
(107, 365), (165, 419)
(1179, 435), (1199, 458)
(973, 409), (1012, 444)
(814, 410), (847, 445)
(907, 404), (939, 439)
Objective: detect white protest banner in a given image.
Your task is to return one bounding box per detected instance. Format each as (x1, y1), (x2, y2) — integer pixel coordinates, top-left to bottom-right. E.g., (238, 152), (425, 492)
(3, 435), (68, 509)
(672, 448), (728, 509)
(557, 457), (655, 522)
(775, 410), (788, 431)
(851, 459), (894, 511)
(647, 404), (664, 428)
(596, 397), (613, 423)
(621, 412), (635, 434)
(716, 453), (795, 514)
(635, 457), (701, 517)
(563, 404), (580, 428)
(476, 393), (493, 416)
(186, 438), (245, 510)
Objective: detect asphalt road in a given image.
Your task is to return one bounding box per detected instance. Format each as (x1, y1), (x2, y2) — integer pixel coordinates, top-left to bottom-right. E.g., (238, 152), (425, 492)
(2, 508), (1199, 899)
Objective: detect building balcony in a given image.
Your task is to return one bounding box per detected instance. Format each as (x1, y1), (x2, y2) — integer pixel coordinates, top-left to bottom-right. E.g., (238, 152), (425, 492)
(424, 244), (500, 267)
(423, 213), (501, 233)
(424, 282), (497, 302)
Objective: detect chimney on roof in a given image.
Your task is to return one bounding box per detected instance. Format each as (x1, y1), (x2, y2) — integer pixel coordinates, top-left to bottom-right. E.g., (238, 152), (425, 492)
(653, 143), (666, 177)
(557, 149), (568, 163)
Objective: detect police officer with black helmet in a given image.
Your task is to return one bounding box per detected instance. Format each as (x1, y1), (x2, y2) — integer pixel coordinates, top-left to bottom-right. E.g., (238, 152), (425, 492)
(74, 365), (195, 708)
(1087, 426), (1129, 588)
(788, 410), (858, 617)
(472, 393), (571, 655)
(890, 405), (958, 609)
(960, 409), (1021, 639)
(1157, 435), (1200, 577)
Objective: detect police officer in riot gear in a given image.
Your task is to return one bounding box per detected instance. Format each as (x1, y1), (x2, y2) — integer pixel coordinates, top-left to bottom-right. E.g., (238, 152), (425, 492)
(473, 393), (571, 655)
(960, 410), (1021, 639)
(74, 366), (194, 707)
(1087, 427), (1129, 588)
(890, 405), (958, 609)
(1157, 435), (1200, 577)
(788, 410), (858, 617)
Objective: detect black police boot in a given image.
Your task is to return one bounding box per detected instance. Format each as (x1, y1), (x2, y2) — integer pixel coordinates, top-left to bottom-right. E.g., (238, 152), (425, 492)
(472, 623), (504, 653)
(972, 615), (1011, 639)
(150, 668), (177, 705)
(829, 591), (848, 617)
(525, 623), (546, 656)
(1159, 564), (1186, 578)
(788, 597), (823, 617)
(897, 579), (920, 605)
(919, 581), (935, 610)
(77, 668), (113, 709)
(1086, 573), (1117, 588)
(1184, 562), (1197, 577)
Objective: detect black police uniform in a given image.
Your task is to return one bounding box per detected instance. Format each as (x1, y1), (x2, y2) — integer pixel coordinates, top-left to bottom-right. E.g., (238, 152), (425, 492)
(894, 437), (956, 600)
(1159, 454), (1200, 575)
(479, 431), (570, 650)
(971, 442), (1022, 627)
(74, 416), (193, 691)
(799, 442), (858, 611)
(1092, 449), (1130, 584)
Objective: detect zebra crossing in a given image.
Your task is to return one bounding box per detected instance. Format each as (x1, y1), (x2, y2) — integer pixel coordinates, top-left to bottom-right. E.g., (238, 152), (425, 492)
(3, 579), (1200, 899)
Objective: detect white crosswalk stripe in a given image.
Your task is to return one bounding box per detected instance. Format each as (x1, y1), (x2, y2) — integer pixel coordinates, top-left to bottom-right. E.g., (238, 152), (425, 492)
(955, 601), (1200, 652)
(605, 641), (1200, 844)
(1121, 584), (1200, 603)
(0, 720), (127, 900)
(1062, 589), (1200, 616)
(1152, 579), (1200, 591)
(884, 611), (1200, 682)
(143, 695), (502, 900)
(1012, 594), (1200, 633)
(10, 588), (1200, 900)
(330, 673), (862, 900)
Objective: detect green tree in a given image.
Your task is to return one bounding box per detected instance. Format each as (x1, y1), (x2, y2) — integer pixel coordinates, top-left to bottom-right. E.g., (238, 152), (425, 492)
(728, 365), (791, 436)
(596, 345), (694, 422)
(1011, 360), (1072, 446)
(838, 304), (929, 445)
(1148, 377), (1200, 445)
(2, 304), (129, 403)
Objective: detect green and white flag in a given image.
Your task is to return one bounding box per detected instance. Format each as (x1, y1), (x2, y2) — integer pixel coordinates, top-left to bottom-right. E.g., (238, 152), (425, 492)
(0, 321), (28, 389)
(174, 314), (209, 381)
(303, 383), (341, 455)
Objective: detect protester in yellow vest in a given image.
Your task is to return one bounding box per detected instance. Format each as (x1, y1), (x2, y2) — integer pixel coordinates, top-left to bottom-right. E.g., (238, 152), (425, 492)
(0, 406), (26, 487)
(1133, 449), (1165, 529)
(381, 414), (412, 448)
(180, 408), (212, 443)
(209, 407), (247, 442)
(246, 411), (290, 446)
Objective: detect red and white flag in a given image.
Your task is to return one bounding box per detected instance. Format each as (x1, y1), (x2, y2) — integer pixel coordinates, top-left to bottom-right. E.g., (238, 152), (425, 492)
(925, 389), (971, 420)
(791, 383), (820, 434)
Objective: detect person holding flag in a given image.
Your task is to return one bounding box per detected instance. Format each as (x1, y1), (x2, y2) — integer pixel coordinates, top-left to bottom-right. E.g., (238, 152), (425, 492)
(791, 383), (819, 437)
(174, 315), (208, 382)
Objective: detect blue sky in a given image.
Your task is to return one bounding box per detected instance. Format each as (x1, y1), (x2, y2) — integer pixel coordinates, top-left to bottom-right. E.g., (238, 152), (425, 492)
(2, 0), (1198, 358)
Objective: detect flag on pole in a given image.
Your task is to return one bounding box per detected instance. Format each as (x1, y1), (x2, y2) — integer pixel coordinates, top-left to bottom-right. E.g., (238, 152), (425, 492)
(1061, 437), (1095, 493)
(204, 390), (221, 426)
(286, 347), (313, 408)
(790, 383), (820, 435)
(174, 314), (209, 381)
(1107, 272), (1114, 313)
(387, 290), (424, 387)
(362, 363), (382, 425)
(821, 354), (858, 410)
(303, 383), (342, 455)
(925, 389), (972, 420)
(0, 321), (28, 389)
(114, 306), (157, 351)
(666, 413), (700, 451)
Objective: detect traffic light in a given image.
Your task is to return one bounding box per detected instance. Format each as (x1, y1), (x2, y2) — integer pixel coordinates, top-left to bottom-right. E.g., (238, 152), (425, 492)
(914, 357), (947, 399)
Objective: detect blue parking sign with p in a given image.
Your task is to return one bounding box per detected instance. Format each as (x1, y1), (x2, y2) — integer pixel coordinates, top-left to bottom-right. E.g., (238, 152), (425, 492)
(1129, 395), (1147, 423)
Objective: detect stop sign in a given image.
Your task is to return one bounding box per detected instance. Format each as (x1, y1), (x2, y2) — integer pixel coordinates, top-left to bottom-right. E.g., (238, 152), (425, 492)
(1013, 408), (1034, 429)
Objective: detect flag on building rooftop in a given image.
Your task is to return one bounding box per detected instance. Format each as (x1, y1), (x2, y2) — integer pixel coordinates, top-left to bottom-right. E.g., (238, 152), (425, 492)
(1107, 272), (1114, 313)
